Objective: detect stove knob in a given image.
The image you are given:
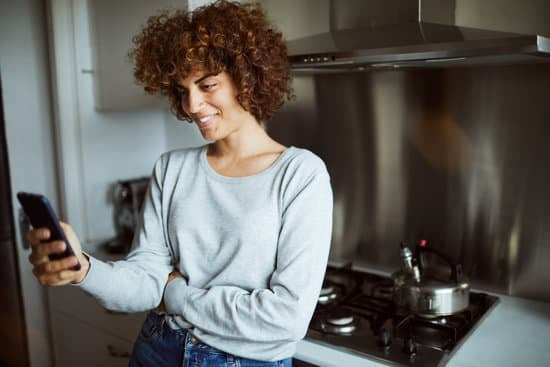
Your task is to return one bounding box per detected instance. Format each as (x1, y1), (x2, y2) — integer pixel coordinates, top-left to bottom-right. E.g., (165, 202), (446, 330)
(403, 336), (417, 355)
(378, 328), (392, 347)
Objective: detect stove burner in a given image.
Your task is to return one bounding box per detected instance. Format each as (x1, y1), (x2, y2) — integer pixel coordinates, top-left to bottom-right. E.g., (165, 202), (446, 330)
(308, 265), (499, 367)
(321, 321), (356, 335)
(326, 313), (354, 326)
(321, 309), (357, 335)
(318, 284), (339, 305)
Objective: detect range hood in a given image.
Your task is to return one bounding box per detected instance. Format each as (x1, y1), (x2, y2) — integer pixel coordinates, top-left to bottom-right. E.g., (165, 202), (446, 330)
(287, 0), (550, 70)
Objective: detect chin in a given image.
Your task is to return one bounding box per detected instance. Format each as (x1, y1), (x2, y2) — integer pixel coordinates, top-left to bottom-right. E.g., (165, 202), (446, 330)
(199, 130), (218, 142)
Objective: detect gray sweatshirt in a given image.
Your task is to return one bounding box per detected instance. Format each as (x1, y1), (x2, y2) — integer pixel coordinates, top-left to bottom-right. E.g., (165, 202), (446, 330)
(78, 144), (333, 361)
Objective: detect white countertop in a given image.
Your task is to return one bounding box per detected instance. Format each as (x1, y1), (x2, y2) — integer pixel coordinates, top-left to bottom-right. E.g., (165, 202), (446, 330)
(295, 293), (550, 367)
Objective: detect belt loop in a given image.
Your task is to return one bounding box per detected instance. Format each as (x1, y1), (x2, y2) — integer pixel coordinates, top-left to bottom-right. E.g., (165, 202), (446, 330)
(227, 354), (239, 366)
(159, 315), (166, 332)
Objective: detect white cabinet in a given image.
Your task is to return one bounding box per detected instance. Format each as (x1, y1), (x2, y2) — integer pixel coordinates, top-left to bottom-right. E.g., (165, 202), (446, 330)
(87, 0), (184, 111)
(87, 0), (220, 111)
(52, 312), (134, 367)
(49, 270), (147, 367)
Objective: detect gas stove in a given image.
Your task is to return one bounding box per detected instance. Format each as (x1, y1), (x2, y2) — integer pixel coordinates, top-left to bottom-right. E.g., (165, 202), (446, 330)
(306, 264), (498, 366)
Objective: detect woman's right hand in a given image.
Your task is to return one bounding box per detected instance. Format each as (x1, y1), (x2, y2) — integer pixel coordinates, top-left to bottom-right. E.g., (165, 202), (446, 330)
(26, 222), (90, 286)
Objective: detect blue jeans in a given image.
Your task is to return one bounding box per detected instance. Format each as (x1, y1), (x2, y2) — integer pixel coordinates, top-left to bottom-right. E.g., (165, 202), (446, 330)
(129, 312), (293, 367)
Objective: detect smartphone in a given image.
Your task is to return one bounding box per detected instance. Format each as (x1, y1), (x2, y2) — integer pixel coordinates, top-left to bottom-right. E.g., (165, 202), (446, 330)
(17, 192), (81, 271)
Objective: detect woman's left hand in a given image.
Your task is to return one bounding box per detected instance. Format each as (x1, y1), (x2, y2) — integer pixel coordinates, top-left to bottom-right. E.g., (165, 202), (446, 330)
(167, 270), (183, 283)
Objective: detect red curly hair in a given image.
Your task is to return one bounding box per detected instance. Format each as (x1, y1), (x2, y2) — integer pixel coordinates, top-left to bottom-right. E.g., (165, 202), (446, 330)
(129, 0), (293, 123)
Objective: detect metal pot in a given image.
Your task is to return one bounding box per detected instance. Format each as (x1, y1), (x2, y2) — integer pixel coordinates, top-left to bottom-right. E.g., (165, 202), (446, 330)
(392, 242), (470, 316)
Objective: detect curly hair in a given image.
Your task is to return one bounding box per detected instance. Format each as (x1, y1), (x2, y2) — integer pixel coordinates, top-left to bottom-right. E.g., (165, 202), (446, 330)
(129, 0), (293, 123)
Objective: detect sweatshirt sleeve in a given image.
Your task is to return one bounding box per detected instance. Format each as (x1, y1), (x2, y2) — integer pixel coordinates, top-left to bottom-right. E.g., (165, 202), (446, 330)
(77, 157), (174, 312)
(163, 165), (333, 343)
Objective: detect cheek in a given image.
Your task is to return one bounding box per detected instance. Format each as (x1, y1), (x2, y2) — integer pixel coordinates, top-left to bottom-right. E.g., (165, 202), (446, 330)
(219, 92), (245, 112)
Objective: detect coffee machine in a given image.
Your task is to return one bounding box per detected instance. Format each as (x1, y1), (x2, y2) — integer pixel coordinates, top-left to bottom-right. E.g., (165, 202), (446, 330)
(103, 176), (149, 254)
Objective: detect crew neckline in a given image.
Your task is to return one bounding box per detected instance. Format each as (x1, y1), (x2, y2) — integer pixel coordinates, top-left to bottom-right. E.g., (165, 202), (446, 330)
(199, 144), (295, 182)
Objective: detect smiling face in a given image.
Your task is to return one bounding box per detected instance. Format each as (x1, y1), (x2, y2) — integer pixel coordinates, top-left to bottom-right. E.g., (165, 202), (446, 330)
(176, 70), (257, 142)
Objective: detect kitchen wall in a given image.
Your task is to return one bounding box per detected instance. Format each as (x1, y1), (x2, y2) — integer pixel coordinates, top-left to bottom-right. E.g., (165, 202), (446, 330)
(268, 62), (550, 303)
(260, 0), (330, 40)
(453, 0), (550, 37)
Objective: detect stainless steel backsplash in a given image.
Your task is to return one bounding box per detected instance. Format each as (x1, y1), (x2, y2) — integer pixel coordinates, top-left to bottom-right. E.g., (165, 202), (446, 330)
(268, 63), (550, 302)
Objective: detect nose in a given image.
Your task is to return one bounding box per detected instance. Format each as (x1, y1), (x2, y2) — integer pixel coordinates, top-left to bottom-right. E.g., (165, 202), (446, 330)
(183, 89), (204, 114)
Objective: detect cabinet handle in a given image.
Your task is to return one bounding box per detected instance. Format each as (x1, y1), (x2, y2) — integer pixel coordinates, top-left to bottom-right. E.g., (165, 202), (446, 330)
(107, 344), (131, 358)
(105, 309), (129, 315)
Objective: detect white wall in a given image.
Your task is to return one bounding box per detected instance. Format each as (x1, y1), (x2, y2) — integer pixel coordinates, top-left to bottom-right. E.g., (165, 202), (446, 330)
(0, 1), (57, 366)
(64, 0), (205, 245)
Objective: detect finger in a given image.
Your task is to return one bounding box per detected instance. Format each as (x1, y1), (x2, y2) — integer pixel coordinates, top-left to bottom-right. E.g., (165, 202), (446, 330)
(42, 255), (80, 273)
(167, 271), (184, 282)
(30, 240), (66, 260)
(26, 227), (51, 245)
(59, 221), (74, 237)
(59, 222), (82, 253)
(28, 251), (48, 266)
(32, 256), (80, 284)
(34, 268), (76, 286)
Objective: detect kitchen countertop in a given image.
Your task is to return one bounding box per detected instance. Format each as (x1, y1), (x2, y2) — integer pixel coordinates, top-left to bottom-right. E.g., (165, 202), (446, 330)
(295, 292), (550, 366)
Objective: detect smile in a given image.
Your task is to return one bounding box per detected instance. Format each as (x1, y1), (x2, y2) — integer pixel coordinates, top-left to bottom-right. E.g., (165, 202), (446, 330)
(194, 113), (218, 128)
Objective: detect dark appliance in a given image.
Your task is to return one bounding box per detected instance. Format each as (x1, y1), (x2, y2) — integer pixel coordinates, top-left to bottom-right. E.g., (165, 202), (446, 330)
(307, 248), (498, 366)
(0, 74), (30, 365)
(102, 176), (149, 254)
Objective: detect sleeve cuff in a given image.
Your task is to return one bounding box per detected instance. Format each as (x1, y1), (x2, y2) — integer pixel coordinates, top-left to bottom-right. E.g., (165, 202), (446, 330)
(71, 251), (93, 287)
(73, 255), (112, 294)
(164, 277), (189, 315)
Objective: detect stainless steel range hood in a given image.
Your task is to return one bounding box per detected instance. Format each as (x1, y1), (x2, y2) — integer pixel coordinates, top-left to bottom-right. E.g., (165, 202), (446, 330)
(287, 0), (550, 70)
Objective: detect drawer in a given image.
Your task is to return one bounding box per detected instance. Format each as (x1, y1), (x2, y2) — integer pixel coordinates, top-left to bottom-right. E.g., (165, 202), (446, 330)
(49, 285), (146, 341)
(52, 312), (134, 367)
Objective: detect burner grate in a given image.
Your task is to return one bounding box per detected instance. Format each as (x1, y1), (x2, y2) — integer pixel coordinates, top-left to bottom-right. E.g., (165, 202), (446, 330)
(394, 313), (471, 351)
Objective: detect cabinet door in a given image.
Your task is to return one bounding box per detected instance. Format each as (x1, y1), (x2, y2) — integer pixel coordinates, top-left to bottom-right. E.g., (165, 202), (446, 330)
(49, 285), (146, 341)
(88, 0), (182, 110)
(52, 312), (134, 367)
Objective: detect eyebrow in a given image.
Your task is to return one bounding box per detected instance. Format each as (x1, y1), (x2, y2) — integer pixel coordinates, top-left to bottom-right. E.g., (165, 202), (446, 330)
(194, 73), (218, 84)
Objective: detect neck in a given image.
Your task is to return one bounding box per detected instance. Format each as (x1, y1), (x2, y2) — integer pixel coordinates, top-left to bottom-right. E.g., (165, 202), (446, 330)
(208, 119), (275, 158)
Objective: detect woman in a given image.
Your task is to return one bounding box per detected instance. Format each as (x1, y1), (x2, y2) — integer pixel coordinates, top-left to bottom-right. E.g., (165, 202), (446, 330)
(26, 1), (333, 366)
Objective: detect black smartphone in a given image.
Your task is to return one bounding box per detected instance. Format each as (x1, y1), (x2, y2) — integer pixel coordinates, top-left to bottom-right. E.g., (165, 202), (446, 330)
(17, 192), (81, 271)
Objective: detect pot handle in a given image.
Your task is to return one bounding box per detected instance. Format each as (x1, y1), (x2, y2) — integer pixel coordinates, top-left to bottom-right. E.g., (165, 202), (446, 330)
(414, 241), (463, 283)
